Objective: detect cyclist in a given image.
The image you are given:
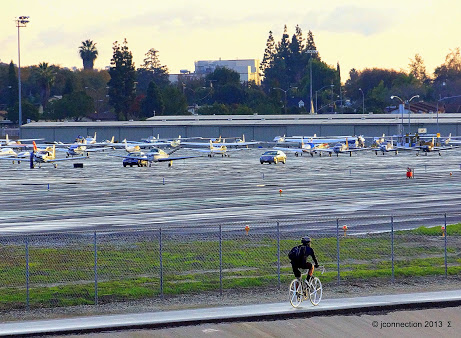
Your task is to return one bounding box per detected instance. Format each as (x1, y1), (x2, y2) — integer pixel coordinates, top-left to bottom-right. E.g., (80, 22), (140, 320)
(290, 236), (319, 284)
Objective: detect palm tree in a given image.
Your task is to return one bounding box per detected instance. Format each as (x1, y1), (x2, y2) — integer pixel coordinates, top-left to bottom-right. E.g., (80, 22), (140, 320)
(79, 39), (98, 70)
(35, 62), (55, 109)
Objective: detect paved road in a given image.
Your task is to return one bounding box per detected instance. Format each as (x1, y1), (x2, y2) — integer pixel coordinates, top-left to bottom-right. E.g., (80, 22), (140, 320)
(1, 147), (460, 234)
(64, 306), (461, 338)
(1, 290), (460, 336)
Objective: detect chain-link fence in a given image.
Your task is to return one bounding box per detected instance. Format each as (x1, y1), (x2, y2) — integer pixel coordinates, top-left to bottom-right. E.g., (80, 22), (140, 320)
(0, 212), (460, 311)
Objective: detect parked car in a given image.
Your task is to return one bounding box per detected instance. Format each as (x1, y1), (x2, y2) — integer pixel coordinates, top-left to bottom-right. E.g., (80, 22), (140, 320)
(123, 152), (148, 167)
(260, 150), (287, 164)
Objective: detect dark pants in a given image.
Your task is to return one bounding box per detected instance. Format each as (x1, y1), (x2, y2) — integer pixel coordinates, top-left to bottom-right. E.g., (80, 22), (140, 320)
(291, 261), (312, 278)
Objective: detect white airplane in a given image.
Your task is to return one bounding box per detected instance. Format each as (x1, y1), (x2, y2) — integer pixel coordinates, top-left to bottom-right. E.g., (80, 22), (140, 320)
(214, 135), (259, 148)
(185, 140), (242, 157)
(273, 135), (286, 143)
(75, 132), (97, 144)
(0, 148), (31, 163)
(0, 134), (42, 148)
(114, 147), (200, 167)
(29, 142), (85, 168)
(274, 140), (315, 157)
(314, 138), (368, 157)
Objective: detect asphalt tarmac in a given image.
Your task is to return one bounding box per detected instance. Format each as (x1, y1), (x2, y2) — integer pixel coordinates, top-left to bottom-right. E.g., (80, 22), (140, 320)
(1, 146), (460, 234)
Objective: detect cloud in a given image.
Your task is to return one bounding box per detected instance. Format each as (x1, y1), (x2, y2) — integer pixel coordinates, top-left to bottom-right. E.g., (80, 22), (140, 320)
(314, 6), (397, 36)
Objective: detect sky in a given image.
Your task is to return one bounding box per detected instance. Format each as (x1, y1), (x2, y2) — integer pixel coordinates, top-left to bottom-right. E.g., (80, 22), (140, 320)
(1, 0), (460, 80)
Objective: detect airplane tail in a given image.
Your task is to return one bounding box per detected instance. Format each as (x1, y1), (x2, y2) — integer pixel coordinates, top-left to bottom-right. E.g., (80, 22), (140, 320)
(52, 145), (56, 159)
(346, 138), (349, 149)
(33, 141), (38, 152)
(110, 136), (114, 143)
(242, 134), (245, 142)
(5, 134), (9, 143)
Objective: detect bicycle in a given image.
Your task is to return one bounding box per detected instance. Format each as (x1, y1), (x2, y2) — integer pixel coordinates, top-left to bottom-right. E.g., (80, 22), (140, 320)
(289, 266), (325, 308)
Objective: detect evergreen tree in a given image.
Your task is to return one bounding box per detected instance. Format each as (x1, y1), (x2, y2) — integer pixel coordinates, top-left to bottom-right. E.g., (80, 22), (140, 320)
(141, 81), (164, 117)
(138, 48), (170, 89)
(259, 31), (276, 76)
(108, 39), (136, 120)
(304, 30), (319, 60)
(7, 61), (18, 110)
(289, 25), (304, 83)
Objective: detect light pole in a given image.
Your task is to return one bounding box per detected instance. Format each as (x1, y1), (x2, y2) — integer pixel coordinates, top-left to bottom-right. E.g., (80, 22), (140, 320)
(390, 95), (405, 137)
(273, 87), (297, 114)
(315, 85), (332, 114)
(306, 50), (318, 114)
(16, 16), (29, 135)
(358, 88), (365, 114)
(407, 95), (420, 133)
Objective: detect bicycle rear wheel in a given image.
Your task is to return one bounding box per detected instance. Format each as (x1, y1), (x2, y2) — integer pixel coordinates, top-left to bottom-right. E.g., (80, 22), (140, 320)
(289, 279), (303, 308)
(309, 277), (322, 306)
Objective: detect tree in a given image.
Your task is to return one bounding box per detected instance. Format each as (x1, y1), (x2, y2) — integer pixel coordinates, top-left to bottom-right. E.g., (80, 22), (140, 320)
(33, 62), (55, 109)
(259, 31), (276, 77)
(137, 48), (170, 93)
(47, 91), (94, 121)
(79, 40), (98, 70)
(141, 81), (164, 117)
(409, 54), (428, 83)
(7, 61), (18, 110)
(162, 86), (188, 115)
(108, 39), (136, 120)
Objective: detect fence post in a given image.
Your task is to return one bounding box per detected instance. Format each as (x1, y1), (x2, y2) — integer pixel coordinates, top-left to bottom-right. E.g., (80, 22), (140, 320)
(25, 237), (29, 310)
(94, 231), (98, 306)
(159, 228), (163, 298)
(277, 221), (281, 289)
(391, 216), (394, 282)
(219, 224), (223, 297)
(336, 218), (340, 285)
(444, 213), (447, 278)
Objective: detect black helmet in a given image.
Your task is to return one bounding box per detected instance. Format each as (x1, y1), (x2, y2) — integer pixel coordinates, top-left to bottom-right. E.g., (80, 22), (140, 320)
(301, 236), (311, 245)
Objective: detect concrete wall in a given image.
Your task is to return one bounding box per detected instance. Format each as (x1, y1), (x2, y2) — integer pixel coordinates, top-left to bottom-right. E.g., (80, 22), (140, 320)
(21, 115), (461, 143)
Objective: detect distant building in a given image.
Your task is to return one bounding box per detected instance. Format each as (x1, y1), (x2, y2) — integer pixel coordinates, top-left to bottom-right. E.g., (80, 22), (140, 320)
(195, 59), (260, 85)
(169, 59), (261, 85)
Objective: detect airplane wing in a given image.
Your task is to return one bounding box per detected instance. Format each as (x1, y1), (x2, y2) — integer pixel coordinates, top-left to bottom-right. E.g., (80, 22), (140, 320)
(314, 148), (334, 153)
(219, 141), (260, 146)
(156, 155), (201, 162)
(181, 141), (213, 147)
(273, 146), (304, 155)
(46, 156), (87, 162)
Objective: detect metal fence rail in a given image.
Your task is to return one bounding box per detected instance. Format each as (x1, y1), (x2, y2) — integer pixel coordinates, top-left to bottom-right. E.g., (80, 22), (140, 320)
(0, 213), (460, 311)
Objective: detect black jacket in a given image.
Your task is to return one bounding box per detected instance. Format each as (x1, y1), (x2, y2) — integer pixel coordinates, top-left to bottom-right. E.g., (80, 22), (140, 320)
(300, 245), (318, 266)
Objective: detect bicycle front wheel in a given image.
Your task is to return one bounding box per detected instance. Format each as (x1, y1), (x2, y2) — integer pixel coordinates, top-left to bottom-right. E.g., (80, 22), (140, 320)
(289, 279), (303, 308)
(309, 277), (322, 306)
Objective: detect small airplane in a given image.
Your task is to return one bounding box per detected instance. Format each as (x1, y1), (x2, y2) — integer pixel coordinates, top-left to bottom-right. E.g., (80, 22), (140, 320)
(0, 134), (42, 148)
(314, 138), (368, 157)
(114, 147), (200, 167)
(274, 140), (316, 157)
(414, 137), (455, 156)
(0, 148), (31, 163)
(75, 132), (97, 144)
(185, 140), (242, 157)
(29, 142), (85, 168)
(214, 135), (259, 148)
(273, 135), (286, 143)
